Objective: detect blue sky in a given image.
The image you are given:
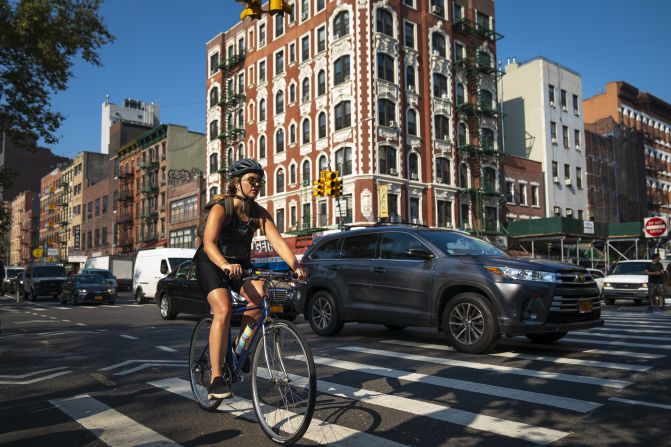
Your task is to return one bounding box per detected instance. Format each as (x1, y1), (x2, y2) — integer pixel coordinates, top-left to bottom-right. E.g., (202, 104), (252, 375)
(46, 0), (671, 159)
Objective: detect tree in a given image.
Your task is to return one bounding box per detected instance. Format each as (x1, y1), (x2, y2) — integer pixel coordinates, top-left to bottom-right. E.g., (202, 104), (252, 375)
(0, 0), (114, 146)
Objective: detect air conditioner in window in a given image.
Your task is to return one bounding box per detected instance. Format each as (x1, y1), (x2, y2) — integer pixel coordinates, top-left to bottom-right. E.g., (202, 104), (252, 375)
(442, 134), (449, 141)
(344, 75), (351, 81)
(462, 222), (471, 230)
(553, 176), (559, 183)
(551, 137), (558, 144)
(576, 145), (581, 150)
(388, 120), (396, 128)
(301, 12), (308, 20)
(441, 93), (448, 100)
(389, 168), (398, 176)
(410, 173), (418, 180)
(566, 209), (573, 216)
(436, 177), (443, 184)
(431, 5), (440, 13)
(564, 178), (572, 186)
(408, 85), (415, 92)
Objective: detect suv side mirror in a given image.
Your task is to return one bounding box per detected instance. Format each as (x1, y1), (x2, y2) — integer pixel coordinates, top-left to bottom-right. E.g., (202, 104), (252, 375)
(407, 248), (433, 259)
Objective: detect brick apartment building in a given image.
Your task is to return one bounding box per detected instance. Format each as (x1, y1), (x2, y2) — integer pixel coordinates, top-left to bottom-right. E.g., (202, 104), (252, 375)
(8, 191), (37, 265)
(500, 155), (546, 223)
(206, 0), (502, 234)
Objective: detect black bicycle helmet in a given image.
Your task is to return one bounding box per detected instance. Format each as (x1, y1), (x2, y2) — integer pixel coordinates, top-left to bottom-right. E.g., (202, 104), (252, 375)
(228, 158), (264, 178)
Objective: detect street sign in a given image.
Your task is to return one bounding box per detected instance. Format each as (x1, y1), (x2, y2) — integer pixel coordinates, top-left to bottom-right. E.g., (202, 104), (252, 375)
(644, 216), (668, 238)
(47, 248), (59, 256)
(32, 248), (43, 258)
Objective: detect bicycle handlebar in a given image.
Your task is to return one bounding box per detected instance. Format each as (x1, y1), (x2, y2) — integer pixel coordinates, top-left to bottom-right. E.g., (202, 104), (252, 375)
(224, 268), (302, 281)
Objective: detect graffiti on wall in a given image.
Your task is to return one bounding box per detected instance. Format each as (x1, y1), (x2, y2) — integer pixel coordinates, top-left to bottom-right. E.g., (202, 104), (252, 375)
(168, 168), (203, 187)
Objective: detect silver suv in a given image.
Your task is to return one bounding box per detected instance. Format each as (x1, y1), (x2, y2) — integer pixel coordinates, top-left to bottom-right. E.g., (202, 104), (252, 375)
(298, 225), (603, 354)
(23, 263), (67, 301)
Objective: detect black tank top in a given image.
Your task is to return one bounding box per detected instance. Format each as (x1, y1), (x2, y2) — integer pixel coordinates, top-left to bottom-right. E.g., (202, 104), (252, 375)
(196, 201), (261, 263)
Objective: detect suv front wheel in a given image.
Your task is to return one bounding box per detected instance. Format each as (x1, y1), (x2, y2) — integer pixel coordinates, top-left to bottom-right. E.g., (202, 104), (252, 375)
(443, 293), (500, 354)
(307, 290), (344, 336)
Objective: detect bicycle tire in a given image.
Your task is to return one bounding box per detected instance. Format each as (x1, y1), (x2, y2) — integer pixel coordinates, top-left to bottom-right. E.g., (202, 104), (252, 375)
(188, 317), (223, 411)
(251, 319), (316, 445)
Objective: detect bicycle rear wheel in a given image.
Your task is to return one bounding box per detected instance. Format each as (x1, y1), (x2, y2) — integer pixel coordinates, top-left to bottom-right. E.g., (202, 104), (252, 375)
(189, 317), (222, 411)
(251, 319), (316, 445)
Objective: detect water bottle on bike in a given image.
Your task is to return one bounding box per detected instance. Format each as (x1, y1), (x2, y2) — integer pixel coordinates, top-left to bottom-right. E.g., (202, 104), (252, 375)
(235, 321), (256, 356)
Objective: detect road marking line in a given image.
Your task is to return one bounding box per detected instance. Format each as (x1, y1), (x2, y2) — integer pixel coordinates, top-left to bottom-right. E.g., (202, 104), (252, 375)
(561, 337), (671, 350)
(603, 318), (671, 326)
(13, 320), (62, 324)
(601, 323), (671, 331)
(55, 306), (70, 310)
(91, 372), (117, 387)
(0, 370), (72, 385)
(156, 345), (176, 352)
(48, 316), (58, 320)
(580, 348), (665, 359)
(33, 308), (47, 311)
(49, 394), (182, 446)
(590, 327), (671, 335)
(99, 359), (185, 371)
(76, 323), (87, 326)
(113, 362), (187, 376)
(151, 377), (410, 447)
(0, 366), (68, 379)
(0, 306), (20, 313)
(570, 331), (671, 342)
(120, 334), (138, 340)
(340, 346), (631, 389)
(310, 355), (599, 413)
(608, 397), (671, 410)
(381, 339), (650, 371)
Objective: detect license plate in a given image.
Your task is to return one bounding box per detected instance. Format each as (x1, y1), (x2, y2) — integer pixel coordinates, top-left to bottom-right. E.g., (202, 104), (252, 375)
(94, 295), (103, 301)
(271, 305), (283, 313)
(578, 299), (592, 313)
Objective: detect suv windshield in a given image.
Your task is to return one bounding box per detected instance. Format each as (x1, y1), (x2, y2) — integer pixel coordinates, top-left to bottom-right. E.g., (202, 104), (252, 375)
(610, 262), (649, 275)
(6, 269), (22, 278)
(169, 258), (191, 270)
(76, 275), (105, 284)
(419, 230), (507, 257)
(33, 266), (66, 277)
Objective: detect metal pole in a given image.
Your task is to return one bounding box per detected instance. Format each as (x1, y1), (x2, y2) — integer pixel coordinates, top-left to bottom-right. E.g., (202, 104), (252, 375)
(531, 240), (535, 259)
(560, 237), (565, 262)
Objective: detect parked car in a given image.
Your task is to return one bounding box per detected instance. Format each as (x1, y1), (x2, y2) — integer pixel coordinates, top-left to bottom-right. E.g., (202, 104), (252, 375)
(601, 259), (670, 305)
(587, 268), (605, 293)
(80, 268), (117, 297)
(133, 248), (196, 304)
(84, 256), (133, 291)
(3, 267), (24, 294)
(155, 260), (299, 321)
(60, 274), (116, 305)
(298, 225), (603, 354)
(23, 263), (67, 301)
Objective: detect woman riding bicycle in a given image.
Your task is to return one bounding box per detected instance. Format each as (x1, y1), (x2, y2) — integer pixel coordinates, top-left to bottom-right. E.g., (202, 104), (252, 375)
(195, 158), (309, 399)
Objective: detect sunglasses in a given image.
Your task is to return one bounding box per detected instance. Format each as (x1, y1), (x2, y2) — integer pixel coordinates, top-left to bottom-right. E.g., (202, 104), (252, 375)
(242, 177), (266, 187)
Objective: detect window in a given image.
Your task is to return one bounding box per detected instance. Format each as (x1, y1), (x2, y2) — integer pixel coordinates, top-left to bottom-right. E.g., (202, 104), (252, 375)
(409, 153), (418, 179)
(436, 157), (450, 183)
(404, 21), (415, 48)
(289, 83), (296, 103)
(432, 32), (446, 57)
(170, 196), (199, 223)
(275, 50), (284, 75)
(577, 210), (584, 220)
(531, 184), (539, 207)
(562, 125), (569, 148)
(317, 0), (325, 12)
(341, 233), (378, 259)
(482, 167), (496, 192)
(317, 70), (326, 95)
(300, 0), (308, 20)
(379, 145), (396, 174)
(259, 23), (266, 46)
(209, 153), (218, 174)
(454, 42), (465, 61)
(406, 66), (415, 90)
(275, 14), (284, 37)
(378, 99), (396, 126)
(317, 26), (326, 52)
(289, 123), (296, 144)
(95, 228), (100, 247)
(311, 237), (341, 259)
(302, 78), (310, 102)
(209, 52), (219, 75)
(95, 198), (100, 216)
(377, 52), (394, 82)
(333, 11), (349, 38)
(335, 147), (352, 175)
(574, 129), (581, 149)
(457, 123), (467, 146)
(259, 60), (266, 82)
(548, 84), (555, 106)
(564, 163), (571, 182)
(376, 9), (393, 36)
(433, 73), (448, 97)
(456, 84), (465, 105)
(573, 94), (579, 115)
(276, 209), (285, 233)
(238, 73), (244, 93)
(302, 160), (311, 186)
(170, 228), (197, 249)
(407, 109), (417, 135)
(561, 89), (567, 111)
(302, 119), (311, 144)
(554, 206), (561, 217)
(318, 112), (327, 139)
(113, 191), (118, 212)
(380, 233), (427, 260)
(506, 181), (514, 204)
(477, 11), (490, 30)
(102, 195), (109, 214)
(276, 128), (285, 153)
(402, 0), (415, 6)
(576, 167), (582, 189)
(209, 87), (219, 108)
(209, 120), (218, 141)
(259, 98), (266, 121)
(459, 163), (468, 188)
(290, 164), (296, 184)
(276, 168), (285, 193)
(453, 3), (463, 20)
(480, 128), (495, 151)
(552, 161), (558, 178)
(479, 89), (493, 111)
(289, 42), (296, 64)
(519, 183), (527, 205)
(290, 205), (297, 228)
(319, 155), (328, 172)
(276, 90), (285, 114)
(259, 136), (266, 158)
(301, 35), (310, 61)
(437, 200), (452, 227)
(302, 202), (311, 228)
(334, 56), (350, 85)
(334, 101), (351, 130)
(550, 121), (557, 143)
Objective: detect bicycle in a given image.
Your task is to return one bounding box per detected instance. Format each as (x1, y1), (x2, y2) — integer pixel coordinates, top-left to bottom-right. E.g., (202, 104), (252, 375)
(188, 269), (316, 445)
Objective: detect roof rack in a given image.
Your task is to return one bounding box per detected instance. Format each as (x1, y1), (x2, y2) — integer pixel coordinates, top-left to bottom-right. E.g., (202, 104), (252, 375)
(373, 220), (429, 228)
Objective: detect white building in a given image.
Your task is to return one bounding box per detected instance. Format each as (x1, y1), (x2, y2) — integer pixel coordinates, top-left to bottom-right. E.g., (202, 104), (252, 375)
(100, 97), (160, 154)
(502, 57), (589, 220)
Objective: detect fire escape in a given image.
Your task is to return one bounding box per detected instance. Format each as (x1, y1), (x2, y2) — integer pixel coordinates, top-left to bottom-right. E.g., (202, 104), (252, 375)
(217, 49), (246, 178)
(453, 13), (504, 236)
(57, 176), (71, 260)
(139, 156), (160, 247)
(117, 168), (135, 255)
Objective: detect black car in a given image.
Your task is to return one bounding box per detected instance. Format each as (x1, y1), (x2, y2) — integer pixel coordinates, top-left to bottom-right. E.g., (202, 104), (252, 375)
(4, 267), (23, 294)
(60, 274), (116, 305)
(156, 260), (299, 321)
(298, 225), (603, 354)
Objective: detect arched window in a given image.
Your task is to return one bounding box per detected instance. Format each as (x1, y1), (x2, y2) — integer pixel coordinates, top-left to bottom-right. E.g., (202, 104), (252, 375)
(258, 170), (266, 197)
(289, 83), (296, 103)
(276, 128), (285, 153)
(290, 164), (296, 184)
(319, 155), (328, 172)
(302, 160), (310, 185)
(334, 56), (350, 85)
(480, 128), (495, 151)
(318, 112), (327, 139)
(335, 146), (352, 176)
(318, 70), (326, 96)
(209, 120), (218, 141)
(333, 11), (349, 39)
(433, 73), (448, 97)
(259, 135), (266, 159)
(375, 9), (393, 36)
(275, 90), (285, 114)
(407, 109), (417, 136)
(334, 101), (351, 130)
(406, 66), (415, 91)
(209, 153), (218, 174)
(431, 32), (446, 58)
(456, 84), (465, 105)
(302, 78), (310, 103)
(483, 167), (496, 191)
(436, 157), (450, 184)
(377, 52), (395, 82)
(238, 143), (244, 159)
(379, 145), (396, 175)
(434, 114), (450, 140)
(378, 99), (396, 126)
(276, 168), (285, 193)
(209, 87), (219, 108)
(259, 98), (266, 121)
(477, 51), (492, 69)
(289, 123), (296, 144)
(457, 123), (467, 147)
(227, 147), (233, 164)
(479, 89), (493, 111)
(302, 119), (311, 144)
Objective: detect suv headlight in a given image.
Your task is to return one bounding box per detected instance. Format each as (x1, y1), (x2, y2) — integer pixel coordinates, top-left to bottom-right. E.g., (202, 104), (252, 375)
(486, 266), (556, 283)
(108, 288), (115, 294)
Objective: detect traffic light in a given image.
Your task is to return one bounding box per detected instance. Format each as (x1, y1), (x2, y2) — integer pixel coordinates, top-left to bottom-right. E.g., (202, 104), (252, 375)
(313, 178), (325, 197)
(333, 177), (342, 198)
(324, 170), (337, 197)
(269, 0), (293, 15)
(240, 0), (262, 21)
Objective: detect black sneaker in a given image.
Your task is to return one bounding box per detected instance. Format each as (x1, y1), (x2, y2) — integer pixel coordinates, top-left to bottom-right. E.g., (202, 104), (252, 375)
(208, 376), (232, 399)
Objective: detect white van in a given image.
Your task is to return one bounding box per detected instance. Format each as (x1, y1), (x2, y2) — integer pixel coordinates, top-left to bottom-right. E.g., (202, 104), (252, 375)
(133, 248), (196, 303)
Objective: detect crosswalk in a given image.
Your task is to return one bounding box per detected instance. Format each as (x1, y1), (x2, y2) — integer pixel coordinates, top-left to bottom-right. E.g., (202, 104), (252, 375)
(34, 311), (671, 445)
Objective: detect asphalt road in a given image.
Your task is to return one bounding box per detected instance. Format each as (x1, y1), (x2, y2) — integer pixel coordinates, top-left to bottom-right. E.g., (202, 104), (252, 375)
(1, 292), (671, 446)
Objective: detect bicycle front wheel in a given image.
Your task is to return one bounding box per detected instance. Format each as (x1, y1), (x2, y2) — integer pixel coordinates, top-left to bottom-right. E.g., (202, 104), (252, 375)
(251, 319), (316, 445)
(188, 317), (222, 411)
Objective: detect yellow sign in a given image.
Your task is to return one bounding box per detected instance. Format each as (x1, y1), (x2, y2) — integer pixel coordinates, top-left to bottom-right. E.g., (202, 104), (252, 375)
(32, 248), (43, 258)
(378, 184), (389, 218)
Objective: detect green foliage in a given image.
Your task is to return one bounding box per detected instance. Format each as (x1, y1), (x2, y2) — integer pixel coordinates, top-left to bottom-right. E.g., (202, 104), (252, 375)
(0, 0), (114, 145)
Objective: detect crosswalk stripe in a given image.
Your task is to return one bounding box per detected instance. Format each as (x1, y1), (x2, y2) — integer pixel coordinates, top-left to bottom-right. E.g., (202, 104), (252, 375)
(339, 346), (631, 389)
(13, 320), (62, 324)
(100, 359), (185, 371)
(571, 331), (671, 342)
(608, 397), (671, 410)
(120, 334), (139, 340)
(0, 306), (20, 312)
(0, 366), (68, 379)
(601, 322), (671, 331)
(156, 345), (177, 352)
(580, 348), (665, 359)
(590, 327), (671, 335)
(561, 337), (671, 350)
(310, 355), (600, 413)
(49, 394), (181, 446)
(150, 378), (409, 447)
(55, 307), (70, 310)
(381, 339), (650, 371)
(113, 362), (187, 376)
(604, 318), (671, 326)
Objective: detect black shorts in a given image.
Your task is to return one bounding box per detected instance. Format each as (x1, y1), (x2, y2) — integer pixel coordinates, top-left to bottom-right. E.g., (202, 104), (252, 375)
(194, 252), (254, 296)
